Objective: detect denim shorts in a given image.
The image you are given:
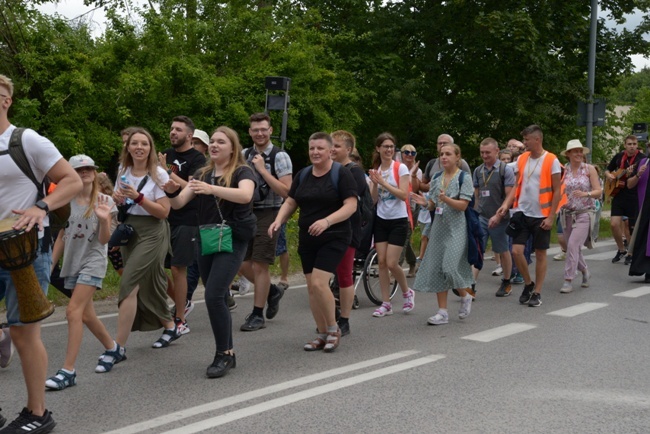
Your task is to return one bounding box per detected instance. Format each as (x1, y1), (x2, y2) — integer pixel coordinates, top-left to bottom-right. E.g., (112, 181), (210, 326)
(0, 239), (52, 326)
(480, 216), (509, 253)
(64, 273), (103, 290)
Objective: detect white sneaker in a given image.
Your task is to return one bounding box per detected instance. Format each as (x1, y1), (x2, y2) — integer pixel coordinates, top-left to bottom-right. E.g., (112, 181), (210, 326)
(459, 295), (472, 319)
(560, 281), (573, 293)
(491, 266), (503, 276)
(553, 251), (566, 261)
(238, 276), (252, 296)
(581, 270), (591, 288)
(427, 310), (449, 325)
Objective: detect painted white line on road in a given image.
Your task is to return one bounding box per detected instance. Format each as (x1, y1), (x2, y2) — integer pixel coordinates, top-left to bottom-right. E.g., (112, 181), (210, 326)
(103, 350), (421, 434)
(42, 301), (206, 328)
(546, 302), (608, 317)
(614, 286), (650, 298)
(43, 285), (309, 328)
(160, 355), (445, 434)
(583, 251), (621, 260)
(461, 323), (537, 343)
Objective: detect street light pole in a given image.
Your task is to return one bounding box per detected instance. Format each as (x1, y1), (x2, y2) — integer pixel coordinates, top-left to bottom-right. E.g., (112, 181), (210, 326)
(586, 0), (598, 163)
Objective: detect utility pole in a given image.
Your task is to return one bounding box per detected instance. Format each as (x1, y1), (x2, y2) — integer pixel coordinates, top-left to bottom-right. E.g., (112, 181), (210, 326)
(585, 0), (598, 163)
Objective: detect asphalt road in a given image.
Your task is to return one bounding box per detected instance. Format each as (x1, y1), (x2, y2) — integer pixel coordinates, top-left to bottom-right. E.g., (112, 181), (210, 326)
(2, 239), (650, 433)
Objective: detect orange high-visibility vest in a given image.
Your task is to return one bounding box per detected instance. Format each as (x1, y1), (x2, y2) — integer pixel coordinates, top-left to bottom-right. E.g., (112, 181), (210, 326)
(514, 151), (567, 216)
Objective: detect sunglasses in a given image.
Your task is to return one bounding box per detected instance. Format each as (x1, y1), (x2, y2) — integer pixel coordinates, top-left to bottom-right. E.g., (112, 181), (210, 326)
(402, 150), (417, 156)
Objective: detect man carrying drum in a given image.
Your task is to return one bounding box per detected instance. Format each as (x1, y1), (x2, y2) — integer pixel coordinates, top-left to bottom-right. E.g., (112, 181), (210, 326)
(0, 75), (82, 434)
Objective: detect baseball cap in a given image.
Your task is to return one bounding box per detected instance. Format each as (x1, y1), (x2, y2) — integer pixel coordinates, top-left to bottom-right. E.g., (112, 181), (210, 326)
(69, 154), (98, 170)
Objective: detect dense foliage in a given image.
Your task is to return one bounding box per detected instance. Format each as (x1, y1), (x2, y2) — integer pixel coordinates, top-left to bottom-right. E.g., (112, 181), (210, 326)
(1, 0), (649, 169)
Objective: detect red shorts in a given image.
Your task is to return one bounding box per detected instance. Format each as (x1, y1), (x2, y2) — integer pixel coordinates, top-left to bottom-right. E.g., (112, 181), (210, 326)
(335, 246), (356, 287)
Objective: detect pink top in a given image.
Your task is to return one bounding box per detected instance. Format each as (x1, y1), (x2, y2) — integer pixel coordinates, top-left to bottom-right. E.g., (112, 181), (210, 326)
(564, 163), (594, 211)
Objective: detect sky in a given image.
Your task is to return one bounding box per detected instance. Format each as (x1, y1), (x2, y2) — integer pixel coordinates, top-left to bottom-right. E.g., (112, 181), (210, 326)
(38, 0), (650, 71)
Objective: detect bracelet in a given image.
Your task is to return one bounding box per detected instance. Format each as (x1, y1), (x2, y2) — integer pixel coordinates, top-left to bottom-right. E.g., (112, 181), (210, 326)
(165, 188), (181, 198)
(325, 218), (331, 228)
(134, 193), (144, 204)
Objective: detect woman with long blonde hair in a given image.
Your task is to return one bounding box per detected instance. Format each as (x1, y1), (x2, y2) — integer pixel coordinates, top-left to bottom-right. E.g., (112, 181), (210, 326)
(163, 126), (257, 378)
(46, 155), (121, 391)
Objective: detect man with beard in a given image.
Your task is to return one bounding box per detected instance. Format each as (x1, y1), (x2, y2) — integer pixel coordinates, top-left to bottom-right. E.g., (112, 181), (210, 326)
(158, 116), (206, 334)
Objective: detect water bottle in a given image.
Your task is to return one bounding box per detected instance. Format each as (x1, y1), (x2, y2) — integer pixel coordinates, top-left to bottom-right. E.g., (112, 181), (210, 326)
(120, 175), (134, 205)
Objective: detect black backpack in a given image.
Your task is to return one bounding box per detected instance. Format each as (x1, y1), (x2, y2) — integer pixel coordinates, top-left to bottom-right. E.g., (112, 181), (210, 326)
(245, 146), (282, 204)
(345, 162), (374, 228)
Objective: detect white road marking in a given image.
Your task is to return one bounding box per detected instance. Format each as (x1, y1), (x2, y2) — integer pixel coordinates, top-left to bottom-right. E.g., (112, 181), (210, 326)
(461, 323), (537, 342)
(160, 355), (445, 434)
(546, 302), (608, 317)
(614, 286), (650, 298)
(103, 350), (422, 434)
(43, 285), (310, 328)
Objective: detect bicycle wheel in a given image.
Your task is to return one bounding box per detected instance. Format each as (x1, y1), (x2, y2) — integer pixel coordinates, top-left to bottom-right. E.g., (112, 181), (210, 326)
(362, 247), (399, 305)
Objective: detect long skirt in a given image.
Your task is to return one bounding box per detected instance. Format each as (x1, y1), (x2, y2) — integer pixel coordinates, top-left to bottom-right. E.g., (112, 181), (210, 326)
(119, 215), (172, 332)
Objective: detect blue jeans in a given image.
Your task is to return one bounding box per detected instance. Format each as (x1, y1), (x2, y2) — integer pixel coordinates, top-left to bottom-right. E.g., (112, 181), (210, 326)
(0, 239), (52, 326)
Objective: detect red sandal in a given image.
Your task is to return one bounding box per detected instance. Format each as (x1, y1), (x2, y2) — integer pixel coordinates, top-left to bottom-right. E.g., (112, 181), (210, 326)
(304, 337), (326, 351)
(323, 328), (341, 353)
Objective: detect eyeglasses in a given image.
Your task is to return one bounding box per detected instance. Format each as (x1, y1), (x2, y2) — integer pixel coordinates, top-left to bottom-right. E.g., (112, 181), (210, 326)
(381, 145), (395, 150)
(402, 150), (417, 156)
(250, 128), (270, 134)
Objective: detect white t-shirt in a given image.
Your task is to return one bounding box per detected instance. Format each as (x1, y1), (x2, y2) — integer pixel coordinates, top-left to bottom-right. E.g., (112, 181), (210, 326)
(377, 161), (409, 220)
(116, 166), (169, 216)
(517, 152), (562, 218)
(0, 125), (62, 231)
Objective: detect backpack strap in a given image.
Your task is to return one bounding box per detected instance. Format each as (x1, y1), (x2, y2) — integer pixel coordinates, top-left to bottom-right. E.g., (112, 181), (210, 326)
(299, 162), (342, 199)
(4, 128), (45, 200)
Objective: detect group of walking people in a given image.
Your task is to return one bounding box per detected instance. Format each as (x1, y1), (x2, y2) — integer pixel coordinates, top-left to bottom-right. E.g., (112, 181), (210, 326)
(0, 69), (642, 434)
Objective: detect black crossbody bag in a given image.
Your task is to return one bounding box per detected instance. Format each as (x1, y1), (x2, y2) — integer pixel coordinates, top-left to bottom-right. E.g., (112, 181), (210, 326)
(108, 175), (149, 248)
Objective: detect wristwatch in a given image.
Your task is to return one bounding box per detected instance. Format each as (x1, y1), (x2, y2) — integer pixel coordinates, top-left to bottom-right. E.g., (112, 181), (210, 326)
(35, 200), (49, 213)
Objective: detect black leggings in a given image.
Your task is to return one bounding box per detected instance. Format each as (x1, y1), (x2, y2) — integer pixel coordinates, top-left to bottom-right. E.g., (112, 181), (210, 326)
(198, 236), (248, 353)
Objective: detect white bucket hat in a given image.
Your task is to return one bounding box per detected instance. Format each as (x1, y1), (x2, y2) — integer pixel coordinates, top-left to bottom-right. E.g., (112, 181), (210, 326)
(561, 139), (590, 156)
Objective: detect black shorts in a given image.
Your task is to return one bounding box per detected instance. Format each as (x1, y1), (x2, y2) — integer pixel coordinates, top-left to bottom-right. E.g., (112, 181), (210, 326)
(244, 208), (280, 264)
(611, 193), (638, 226)
(511, 212), (551, 250)
(373, 216), (409, 246)
(298, 231), (349, 274)
(165, 225), (198, 268)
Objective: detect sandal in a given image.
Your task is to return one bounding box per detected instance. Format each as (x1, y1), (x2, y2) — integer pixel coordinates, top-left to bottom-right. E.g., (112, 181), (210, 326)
(45, 369), (77, 391)
(323, 328), (341, 353)
(95, 344), (127, 373)
(304, 337), (326, 351)
(152, 326), (180, 349)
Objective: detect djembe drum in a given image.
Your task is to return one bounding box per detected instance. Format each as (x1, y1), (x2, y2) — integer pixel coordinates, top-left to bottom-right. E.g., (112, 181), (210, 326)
(0, 217), (55, 323)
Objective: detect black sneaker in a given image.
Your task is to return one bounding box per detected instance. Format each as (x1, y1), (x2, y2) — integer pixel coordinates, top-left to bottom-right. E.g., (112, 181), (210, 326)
(227, 294), (237, 311)
(266, 284), (284, 319)
(624, 255), (633, 265)
(1, 408), (55, 434)
(519, 281), (535, 304)
(528, 292), (542, 307)
(206, 352), (236, 378)
(0, 408), (6, 428)
(240, 313), (265, 331)
(338, 320), (350, 337)
(495, 280), (512, 297)
(612, 250), (627, 263)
